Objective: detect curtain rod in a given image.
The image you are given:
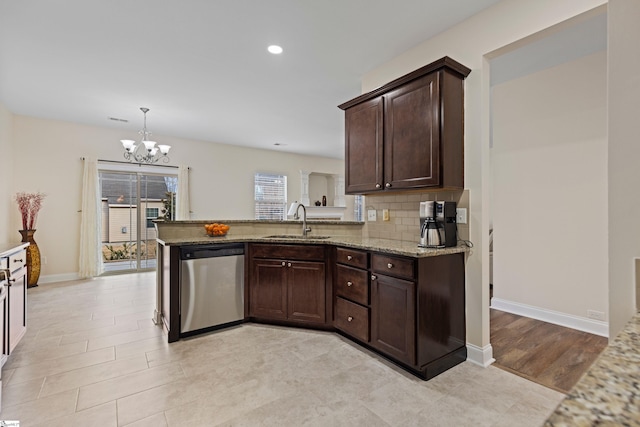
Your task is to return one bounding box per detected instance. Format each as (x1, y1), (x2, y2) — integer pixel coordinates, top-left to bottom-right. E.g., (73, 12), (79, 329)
(80, 157), (190, 170)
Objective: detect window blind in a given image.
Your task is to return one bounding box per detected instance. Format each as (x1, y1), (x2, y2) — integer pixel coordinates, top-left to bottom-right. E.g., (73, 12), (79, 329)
(254, 172), (287, 220)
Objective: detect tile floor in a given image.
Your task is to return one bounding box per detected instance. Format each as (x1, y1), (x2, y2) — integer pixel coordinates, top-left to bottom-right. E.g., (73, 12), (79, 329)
(0, 272), (564, 426)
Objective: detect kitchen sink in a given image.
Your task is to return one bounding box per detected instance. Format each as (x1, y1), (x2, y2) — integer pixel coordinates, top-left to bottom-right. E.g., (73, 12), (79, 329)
(264, 235), (331, 240)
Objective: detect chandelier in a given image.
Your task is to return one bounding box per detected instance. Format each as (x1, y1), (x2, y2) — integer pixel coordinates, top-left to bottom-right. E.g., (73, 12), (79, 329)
(120, 107), (171, 164)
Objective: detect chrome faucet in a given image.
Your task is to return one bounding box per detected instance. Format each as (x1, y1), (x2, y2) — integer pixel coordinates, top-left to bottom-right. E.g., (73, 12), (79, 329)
(294, 203), (312, 237)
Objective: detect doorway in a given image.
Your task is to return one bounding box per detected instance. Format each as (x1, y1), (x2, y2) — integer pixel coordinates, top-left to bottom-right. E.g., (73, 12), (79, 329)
(99, 170), (177, 273)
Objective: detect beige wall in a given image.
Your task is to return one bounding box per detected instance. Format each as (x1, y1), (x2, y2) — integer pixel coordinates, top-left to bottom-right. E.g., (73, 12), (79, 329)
(607, 0), (640, 337)
(492, 51), (608, 330)
(0, 103), (14, 244)
(361, 0), (606, 364)
(8, 115), (348, 281)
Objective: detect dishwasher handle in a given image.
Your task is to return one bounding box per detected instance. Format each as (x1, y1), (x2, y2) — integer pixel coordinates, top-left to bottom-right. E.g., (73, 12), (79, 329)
(180, 243), (245, 260)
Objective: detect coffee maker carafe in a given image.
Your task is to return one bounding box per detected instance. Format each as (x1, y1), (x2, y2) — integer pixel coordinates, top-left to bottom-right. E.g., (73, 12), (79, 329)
(419, 201), (440, 247)
(419, 201), (457, 248)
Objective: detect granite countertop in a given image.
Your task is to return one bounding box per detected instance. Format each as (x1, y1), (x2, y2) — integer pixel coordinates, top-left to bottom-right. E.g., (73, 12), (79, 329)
(157, 234), (470, 258)
(545, 313), (640, 425)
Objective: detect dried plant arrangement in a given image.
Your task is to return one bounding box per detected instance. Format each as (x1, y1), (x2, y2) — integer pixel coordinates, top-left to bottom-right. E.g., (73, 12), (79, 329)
(15, 192), (46, 230)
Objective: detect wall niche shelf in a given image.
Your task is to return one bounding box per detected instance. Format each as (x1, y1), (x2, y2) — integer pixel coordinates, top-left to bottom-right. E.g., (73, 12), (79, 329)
(296, 171), (346, 220)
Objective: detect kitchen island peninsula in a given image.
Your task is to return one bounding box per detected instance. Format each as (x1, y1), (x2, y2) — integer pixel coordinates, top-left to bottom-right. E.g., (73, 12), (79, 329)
(155, 219), (469, 380)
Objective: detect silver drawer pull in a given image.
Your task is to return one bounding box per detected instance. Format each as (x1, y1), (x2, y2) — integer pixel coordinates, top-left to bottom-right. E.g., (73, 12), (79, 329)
(375, 183), (381, 189)
(287, 262), (291, 267)
(13, 259), (23, 263)
(347, 281), (353, 287)
(387, 263), (393, 269)
(281, 261), (286, 266)
(347, 316), (353, 322)
(347, 255), (352, 261)
(371, 274), (377, 280)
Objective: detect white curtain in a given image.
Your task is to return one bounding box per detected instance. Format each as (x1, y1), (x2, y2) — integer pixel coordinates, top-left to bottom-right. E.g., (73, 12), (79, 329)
(176, 165), (190, 220)
(79, 158), (103, 278)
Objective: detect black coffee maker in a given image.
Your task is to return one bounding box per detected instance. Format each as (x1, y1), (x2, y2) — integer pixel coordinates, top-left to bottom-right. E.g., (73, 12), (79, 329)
(419, 201), (457, 248)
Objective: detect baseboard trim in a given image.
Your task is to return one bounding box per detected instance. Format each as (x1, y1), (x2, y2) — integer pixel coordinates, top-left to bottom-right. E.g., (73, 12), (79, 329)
(491, 297), (609, 338)
(466, 342), (495, 367)
(37, 272), (81, 284)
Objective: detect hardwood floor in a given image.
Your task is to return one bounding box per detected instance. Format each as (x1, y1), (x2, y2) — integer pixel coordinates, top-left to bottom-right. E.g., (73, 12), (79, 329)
(490, 309), (608, 393)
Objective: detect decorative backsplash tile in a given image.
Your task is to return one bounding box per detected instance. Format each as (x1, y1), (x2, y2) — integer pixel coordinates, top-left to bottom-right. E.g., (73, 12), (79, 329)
(362, 189), (469, 244)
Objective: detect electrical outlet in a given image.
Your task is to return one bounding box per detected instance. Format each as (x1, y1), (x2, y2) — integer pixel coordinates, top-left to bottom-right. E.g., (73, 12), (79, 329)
(382, 209), (390, 221)
(367, 209), (377, 221)
(456, 208), (467, 224)
(587, 310), (606, 321)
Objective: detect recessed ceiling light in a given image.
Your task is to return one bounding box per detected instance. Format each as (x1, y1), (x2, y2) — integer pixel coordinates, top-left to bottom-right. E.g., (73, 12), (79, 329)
(267, 45), (283, 54)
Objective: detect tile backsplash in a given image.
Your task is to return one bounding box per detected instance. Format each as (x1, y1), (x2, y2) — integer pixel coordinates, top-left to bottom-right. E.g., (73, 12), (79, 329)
(362, 189), (469, 244)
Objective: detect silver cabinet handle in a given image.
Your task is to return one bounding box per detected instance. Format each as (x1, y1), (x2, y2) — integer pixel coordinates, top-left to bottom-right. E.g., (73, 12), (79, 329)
(13, 259), (23, 263)
(347, 255), (352, 261)
(347, 281), (353, 287)
(371, 274), (377, 280)
(375, 183), (381, 189)
(287, 262), (292, 268)
(385, 183), (391, 188)
(387, 263), (393, 269)
(281, 261), (286, 266)
(347, 316), (353, 322)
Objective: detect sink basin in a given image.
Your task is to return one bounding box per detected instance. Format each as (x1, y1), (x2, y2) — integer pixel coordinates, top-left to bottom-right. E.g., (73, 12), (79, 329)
(264, 235), (331, 240)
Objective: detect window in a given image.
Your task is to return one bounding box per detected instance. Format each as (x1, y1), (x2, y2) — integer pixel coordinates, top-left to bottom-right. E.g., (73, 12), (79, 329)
(146, 207), (159, 228)
(254, 172), (287, 220)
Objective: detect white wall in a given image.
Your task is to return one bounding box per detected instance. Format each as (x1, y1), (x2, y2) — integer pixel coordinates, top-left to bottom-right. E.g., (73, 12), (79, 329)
(491, 51), (608, 332)
(360, 0), (606, 365)
(0, 103), (14, 244)
(10, 115), (348, 279)
(607, 0), (640, 337)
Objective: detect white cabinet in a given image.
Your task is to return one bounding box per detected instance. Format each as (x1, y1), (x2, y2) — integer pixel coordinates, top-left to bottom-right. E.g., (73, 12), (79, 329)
(0, 244), (28, 360)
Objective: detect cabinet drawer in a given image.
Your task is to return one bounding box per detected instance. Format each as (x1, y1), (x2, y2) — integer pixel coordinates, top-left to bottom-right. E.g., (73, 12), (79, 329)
(335, 247), (368, 269)
(372, 253), (414, 280)
(334, 297), (369, 343)
(251, 244), (324, 261)
(335, 265), (369, 305)
(8, 249), (26, 274)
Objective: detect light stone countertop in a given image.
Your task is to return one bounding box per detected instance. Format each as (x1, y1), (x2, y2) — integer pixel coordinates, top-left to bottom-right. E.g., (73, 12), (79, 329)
(0, 242), (29, 258)
(157, 234), (470, 258)
(545, 313), (640, 426)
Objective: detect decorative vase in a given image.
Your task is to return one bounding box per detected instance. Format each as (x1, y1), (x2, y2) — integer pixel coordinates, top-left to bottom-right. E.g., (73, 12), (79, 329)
(19, 229), (41, 288)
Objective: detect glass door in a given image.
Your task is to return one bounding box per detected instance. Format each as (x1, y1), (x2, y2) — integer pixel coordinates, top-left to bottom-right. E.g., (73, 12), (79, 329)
(99, 170), (177, 274)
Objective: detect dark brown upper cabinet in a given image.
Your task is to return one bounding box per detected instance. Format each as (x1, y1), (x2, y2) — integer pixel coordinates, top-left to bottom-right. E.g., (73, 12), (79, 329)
(339, 57), (471, 194)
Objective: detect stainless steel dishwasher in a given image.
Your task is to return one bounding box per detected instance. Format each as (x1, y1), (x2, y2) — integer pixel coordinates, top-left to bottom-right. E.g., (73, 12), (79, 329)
(180, 243), (245, 336)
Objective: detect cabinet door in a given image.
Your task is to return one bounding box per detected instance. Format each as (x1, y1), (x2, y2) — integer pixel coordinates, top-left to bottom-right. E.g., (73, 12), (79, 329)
(249, 259), (287, 320)
(371, 274), (416, 366)
(7, 267), (27, 353)
(287, 261), (326, 324)
(384, 72), (441, 190)
(344, 97), (384, 194)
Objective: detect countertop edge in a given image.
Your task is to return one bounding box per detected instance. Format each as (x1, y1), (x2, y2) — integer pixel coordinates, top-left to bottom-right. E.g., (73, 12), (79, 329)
(544, 313), (640, 425)
(156, 235), (469, 258)
(0, 242), (30, 258)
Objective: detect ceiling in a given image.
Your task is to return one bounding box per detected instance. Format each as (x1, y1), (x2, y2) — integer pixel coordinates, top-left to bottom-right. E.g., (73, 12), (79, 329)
(0, 0), (502, 159)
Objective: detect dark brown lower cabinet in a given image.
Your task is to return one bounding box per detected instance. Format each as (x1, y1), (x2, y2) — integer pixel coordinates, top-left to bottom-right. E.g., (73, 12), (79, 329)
(287, 261), (325, 323)
(250, 259), (288, 320)
(334, 247), (466, 380)
(370, 274), (416, 366)
(249, 244), (328, 327)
